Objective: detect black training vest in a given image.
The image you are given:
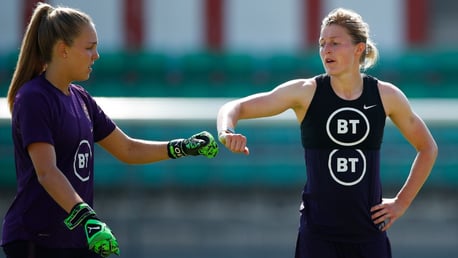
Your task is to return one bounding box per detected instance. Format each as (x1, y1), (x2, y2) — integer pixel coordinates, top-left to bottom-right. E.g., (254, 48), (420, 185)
(299, 74), (387, 242)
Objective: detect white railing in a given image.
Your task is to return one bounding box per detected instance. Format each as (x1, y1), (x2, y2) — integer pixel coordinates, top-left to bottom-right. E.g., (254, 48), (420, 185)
(1, 97), (458, 124)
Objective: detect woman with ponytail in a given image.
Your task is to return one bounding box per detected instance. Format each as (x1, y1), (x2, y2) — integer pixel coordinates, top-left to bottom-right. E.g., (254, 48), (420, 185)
(2, 2), (218, 258)
(217, 8), (437, 258)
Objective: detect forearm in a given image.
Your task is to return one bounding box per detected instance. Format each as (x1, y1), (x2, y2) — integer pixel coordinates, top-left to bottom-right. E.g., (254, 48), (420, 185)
(395, 147), (438, 207)
(115, 133), (218, 163)
(217, 101), (240, 133)
(100, 128), (218, 164)
(37, 167), (83, 213)
(120, 139), (170, 164)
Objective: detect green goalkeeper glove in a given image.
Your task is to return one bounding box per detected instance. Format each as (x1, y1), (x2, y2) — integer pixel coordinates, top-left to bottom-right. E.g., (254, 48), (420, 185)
(167, 131), (218, 159)
(64, 203), (120, 257)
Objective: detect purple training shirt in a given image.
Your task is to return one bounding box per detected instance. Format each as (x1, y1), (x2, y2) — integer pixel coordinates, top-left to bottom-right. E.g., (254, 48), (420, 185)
(1, 74), (116, 248)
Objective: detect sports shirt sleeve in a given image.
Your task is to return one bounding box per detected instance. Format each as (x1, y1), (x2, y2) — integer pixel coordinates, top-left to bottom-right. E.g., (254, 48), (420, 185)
(72, 85), (116, 142)
(14, 90), (55, 149)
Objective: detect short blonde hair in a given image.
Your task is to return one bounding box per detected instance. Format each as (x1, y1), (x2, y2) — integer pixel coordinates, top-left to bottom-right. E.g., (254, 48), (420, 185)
(321, 8), (379, 70)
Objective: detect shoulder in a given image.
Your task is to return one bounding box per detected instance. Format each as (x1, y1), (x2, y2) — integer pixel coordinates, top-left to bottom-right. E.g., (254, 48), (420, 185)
(275, 77), (317, 94)
(376, 79), (411, 116)
(13, 78), (55, 119)
(18, 76), (47, 96)
(271, 77), (316, 104)
(267, 77), (317, 120)
(15, 76), (52, 108)
(377, 79), (407, 100)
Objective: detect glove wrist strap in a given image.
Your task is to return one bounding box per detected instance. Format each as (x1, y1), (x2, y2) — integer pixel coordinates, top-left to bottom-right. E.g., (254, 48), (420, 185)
(167, 139), (186, 159)
(64, 202), (97, 230)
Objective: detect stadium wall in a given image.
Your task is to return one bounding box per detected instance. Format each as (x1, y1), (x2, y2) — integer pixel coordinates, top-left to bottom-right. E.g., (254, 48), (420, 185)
(0, 0), (436, 54)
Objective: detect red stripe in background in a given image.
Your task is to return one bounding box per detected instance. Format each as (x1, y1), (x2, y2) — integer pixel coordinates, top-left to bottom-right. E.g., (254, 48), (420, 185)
(22, 0), (42, 32)
(124, 0), (144, 51)
(205, 0), (224, 51)
(303, 0), (322, 49)
(406, 0), (428, 45)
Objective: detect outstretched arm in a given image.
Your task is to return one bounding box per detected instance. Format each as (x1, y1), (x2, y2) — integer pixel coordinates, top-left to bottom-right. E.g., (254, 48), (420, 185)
(98, 127), (170, 163)
(98, 127), (218, 164)
(217, 78), (315, 155)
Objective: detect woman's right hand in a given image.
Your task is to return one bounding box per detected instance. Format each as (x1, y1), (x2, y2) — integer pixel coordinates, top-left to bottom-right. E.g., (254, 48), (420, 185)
(219, 132), (250, 155)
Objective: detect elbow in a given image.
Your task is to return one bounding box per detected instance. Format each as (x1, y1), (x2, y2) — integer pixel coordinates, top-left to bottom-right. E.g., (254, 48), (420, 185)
(35, 167), (56, 186)
(431, 141), (439, 161)
(120, 158), (137, 165)
(109, 140), (137, 164)
(36, 173), (48, 186)
(115, 150), (145, 165)
(115, 154), (136, 165)
(422, 140), (438, 163)
(429, 136), (439, 158)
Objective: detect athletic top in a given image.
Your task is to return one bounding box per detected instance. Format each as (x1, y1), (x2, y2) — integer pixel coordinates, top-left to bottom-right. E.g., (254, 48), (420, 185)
(1, 74), (116, 248)
(299, 74), (387, 242)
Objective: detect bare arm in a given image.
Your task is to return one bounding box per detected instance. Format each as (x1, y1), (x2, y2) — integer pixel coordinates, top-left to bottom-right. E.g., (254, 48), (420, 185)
(217, 78), (316, 154)
(98, 126), (170, 164)
(28, 142), (83, 213)
(371, 81), (438, 231)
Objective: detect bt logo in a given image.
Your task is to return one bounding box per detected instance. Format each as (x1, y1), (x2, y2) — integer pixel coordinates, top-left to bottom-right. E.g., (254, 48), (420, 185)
(326, 107), (370, 186)
(328, 149), (366, 186)
(73, 140), (93, 182)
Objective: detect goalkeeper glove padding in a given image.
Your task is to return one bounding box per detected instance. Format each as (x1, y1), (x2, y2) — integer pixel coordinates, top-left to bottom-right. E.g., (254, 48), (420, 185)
(64, 203), (120, 257)
(167, 131), (218, 159)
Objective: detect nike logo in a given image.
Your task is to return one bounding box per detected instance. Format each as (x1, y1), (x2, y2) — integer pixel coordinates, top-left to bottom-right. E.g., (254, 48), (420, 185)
(363, 104), (377, 110)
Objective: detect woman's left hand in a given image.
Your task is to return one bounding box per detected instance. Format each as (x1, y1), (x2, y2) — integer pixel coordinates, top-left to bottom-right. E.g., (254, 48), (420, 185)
(370, 198), (409, 231)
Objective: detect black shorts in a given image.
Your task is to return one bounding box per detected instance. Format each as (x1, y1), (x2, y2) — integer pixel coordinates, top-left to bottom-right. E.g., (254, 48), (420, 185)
(295, 231), (392, 258)
(3, 240), (102, 258)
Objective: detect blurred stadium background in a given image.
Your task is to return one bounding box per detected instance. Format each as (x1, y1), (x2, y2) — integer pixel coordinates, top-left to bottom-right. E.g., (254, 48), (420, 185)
(0, 0), (457, 257)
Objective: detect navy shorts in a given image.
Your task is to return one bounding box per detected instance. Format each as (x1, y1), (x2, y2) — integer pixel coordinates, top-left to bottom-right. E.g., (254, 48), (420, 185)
(295, 231), (392, 258)
(3, 240), (102, 258)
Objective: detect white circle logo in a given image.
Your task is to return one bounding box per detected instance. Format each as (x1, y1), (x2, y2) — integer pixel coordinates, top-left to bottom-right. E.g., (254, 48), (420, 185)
(326, 107), (370, 146)
(328, 149), (366, 186)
